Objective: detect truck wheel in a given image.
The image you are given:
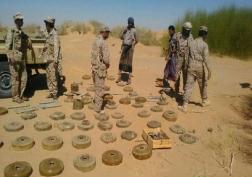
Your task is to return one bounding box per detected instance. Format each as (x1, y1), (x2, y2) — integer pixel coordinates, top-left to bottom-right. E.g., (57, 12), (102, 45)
(0, 71), (12, 98)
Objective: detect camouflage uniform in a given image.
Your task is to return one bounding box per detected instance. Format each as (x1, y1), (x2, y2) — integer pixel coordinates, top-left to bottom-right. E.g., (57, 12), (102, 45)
(175, 32), (193, 93)
(183, 37), (211, 104)
(43, 28), (62, 97)
(91, 34), (110, 112)
(5, 17), (30, 101)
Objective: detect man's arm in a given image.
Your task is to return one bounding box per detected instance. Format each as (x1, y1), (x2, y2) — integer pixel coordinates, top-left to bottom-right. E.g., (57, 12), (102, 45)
(102, 42), (110, 68)
(53, 31), (60, 63)
(203, 44), (211, 80)
(5, 28), (13, 50)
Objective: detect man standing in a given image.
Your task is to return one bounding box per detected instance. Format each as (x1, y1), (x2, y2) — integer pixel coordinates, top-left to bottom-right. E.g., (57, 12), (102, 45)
(91, 26), (110, 113)
(179, 26), (211, 112)
(116, 17), (138, 85)
(163, 25), (177, 91)
(175, 22), (193, 95)
(42, 17), (62, 99)
(5, 13), (31, 103)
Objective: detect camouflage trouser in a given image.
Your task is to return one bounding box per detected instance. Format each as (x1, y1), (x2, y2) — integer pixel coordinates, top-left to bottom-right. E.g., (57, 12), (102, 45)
(183, 63), (207, 103)
(46, 62), (58, 96)
(92, 71), (105, 112)
(175, 56), (188, 93)
(9, 61), (27, 99)
(57, 59), (63, 77)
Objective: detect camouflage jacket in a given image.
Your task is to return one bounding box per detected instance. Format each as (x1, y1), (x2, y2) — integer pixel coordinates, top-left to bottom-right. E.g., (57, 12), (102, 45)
(188, 37), (211, 71)
(91, 35), (110, 77)
(167, 33), (178, 59)
(175, 32), (193, 59)
(42, 28), (61, 63)
(5, 26), (31, 61)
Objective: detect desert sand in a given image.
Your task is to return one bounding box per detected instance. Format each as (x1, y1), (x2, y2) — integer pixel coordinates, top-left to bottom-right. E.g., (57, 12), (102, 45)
(0, 32), (252, 177)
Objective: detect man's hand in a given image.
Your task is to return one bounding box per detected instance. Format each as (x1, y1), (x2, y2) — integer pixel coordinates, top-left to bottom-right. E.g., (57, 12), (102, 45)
(53, 62), (58, 69)
(10, 58), (16, 64)
(105, 63), (110, 69)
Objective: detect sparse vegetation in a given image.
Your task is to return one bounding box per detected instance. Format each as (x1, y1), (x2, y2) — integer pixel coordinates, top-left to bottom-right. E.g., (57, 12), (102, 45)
(71, 22), (90, 34)
(89, 20), (104, 34)
(176, 6), (252, 59)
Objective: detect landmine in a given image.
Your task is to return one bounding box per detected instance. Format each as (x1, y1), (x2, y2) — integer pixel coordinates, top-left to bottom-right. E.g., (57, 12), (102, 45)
(73, 154), (96, 172)
(102, 150), (123, 166)
(70, 112), (86, 120)
(162, 110), (177, 122)
(73, 98), (84, 110)
(57, 121), (75, 131)
(42, 136), (63, 151)
(132, 144), (152, 160)
(4, 161), (33, 177)
(20, 111), (37, 120)
(97, 121), (113, 131)
(34, 121), (52, 131)
(142, 128), (172, 149)
(100, 132), (117, 143)
(12, 136), (35, 151)
(72, 135), (91, 149)
(49, 112), (65, 120)
(116, 119), (132, 128)
(121, 130), (137, 141)
(77, 120), (94, 131)
(39, 158), (64, 176)
(4, 121), (24, 132)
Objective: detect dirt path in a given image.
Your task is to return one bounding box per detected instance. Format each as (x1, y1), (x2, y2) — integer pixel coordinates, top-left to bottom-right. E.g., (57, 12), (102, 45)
(0, 32), (251, 177)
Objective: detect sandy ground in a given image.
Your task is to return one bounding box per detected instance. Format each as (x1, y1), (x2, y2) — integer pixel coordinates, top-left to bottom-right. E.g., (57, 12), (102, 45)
(0, 32), (252, 177)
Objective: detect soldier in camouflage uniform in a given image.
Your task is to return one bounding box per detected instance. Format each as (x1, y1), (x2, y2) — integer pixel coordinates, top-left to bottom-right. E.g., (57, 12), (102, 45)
(179, 26), (211, 112)
(175, 22), (194, 95)
(42, 17), (62, 99)
(91, 26), (110, 113)
(5, 13), (31, 103)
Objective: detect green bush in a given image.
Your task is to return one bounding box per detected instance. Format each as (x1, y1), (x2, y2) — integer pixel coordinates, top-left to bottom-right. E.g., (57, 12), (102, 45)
(111, 26), (124, 38)
(136, 27), (160, 46)
(176, 6), (252, 59)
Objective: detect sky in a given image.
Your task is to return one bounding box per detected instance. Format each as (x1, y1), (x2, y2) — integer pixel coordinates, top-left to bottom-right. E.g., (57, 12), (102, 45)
(0, 0), (252, 29)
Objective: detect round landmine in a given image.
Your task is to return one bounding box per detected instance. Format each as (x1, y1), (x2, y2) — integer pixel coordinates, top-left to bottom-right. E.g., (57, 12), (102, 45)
(169, 124), (186, 134)
(135, 96), (147, 104)
(57, 121), (75, 131)
(86, 86), (95, 92)
(70, 112), (85, 120)
(119, 97), (131, 105)
(95, 112), (109, 121)
(157, 100), (168, 105)
(147, 120), (161, 128)
(129, 91), (138, 97)
(117, 81), (126, 87)
(49, 112), (65, 120)
(20, 112), (37, 120)
(162, 110), (177, 122)
(150, 105), (163, 112)
(64, 93), (74, 103)
(74, 154), (96, 172)
(4, 121), (24, 132)
(123, 86), (133, 92)
(73, 98), (84, 110)
(34, 121), (52, 131)
(179, 134), (198, 144)
(88, 103), (94, 110)
(105, 100), (117, 109)
(12, 136), (35, 151)
(0, 107), (8, 115)
(104, 85), (110, 91)
(100, 132), (117, 144)
(82, 96), (92, 105)
(116, 120), (132, 128)
(103, 94), (113, 101)
(42, 136), (63, 151)
(78, 120), (94, 131)
(107, 75), (115, 81)
(72, 135), (91, 149)
(39, 158), (64, 176)
(121, 130), (137, 141)
(111, 112), (124, 119)
(4, 161), (33, 177)
(132, 144), (152, 160)
(131, 102), (144, 108)
(138, 109), (151, 118)
(102, 150), (123, 166)
(0, 139), (3, 148)
(82, 74), (91, 80)
(97, 121), (113, 131)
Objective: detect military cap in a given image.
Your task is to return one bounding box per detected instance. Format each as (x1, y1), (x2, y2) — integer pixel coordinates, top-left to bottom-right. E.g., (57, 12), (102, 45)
(44, 17), (55, 24)
(199, 26), (208, 32)
(100, 26), (111, 32)
(182, 21), (192, 30)
(13, 12), (24, 20)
